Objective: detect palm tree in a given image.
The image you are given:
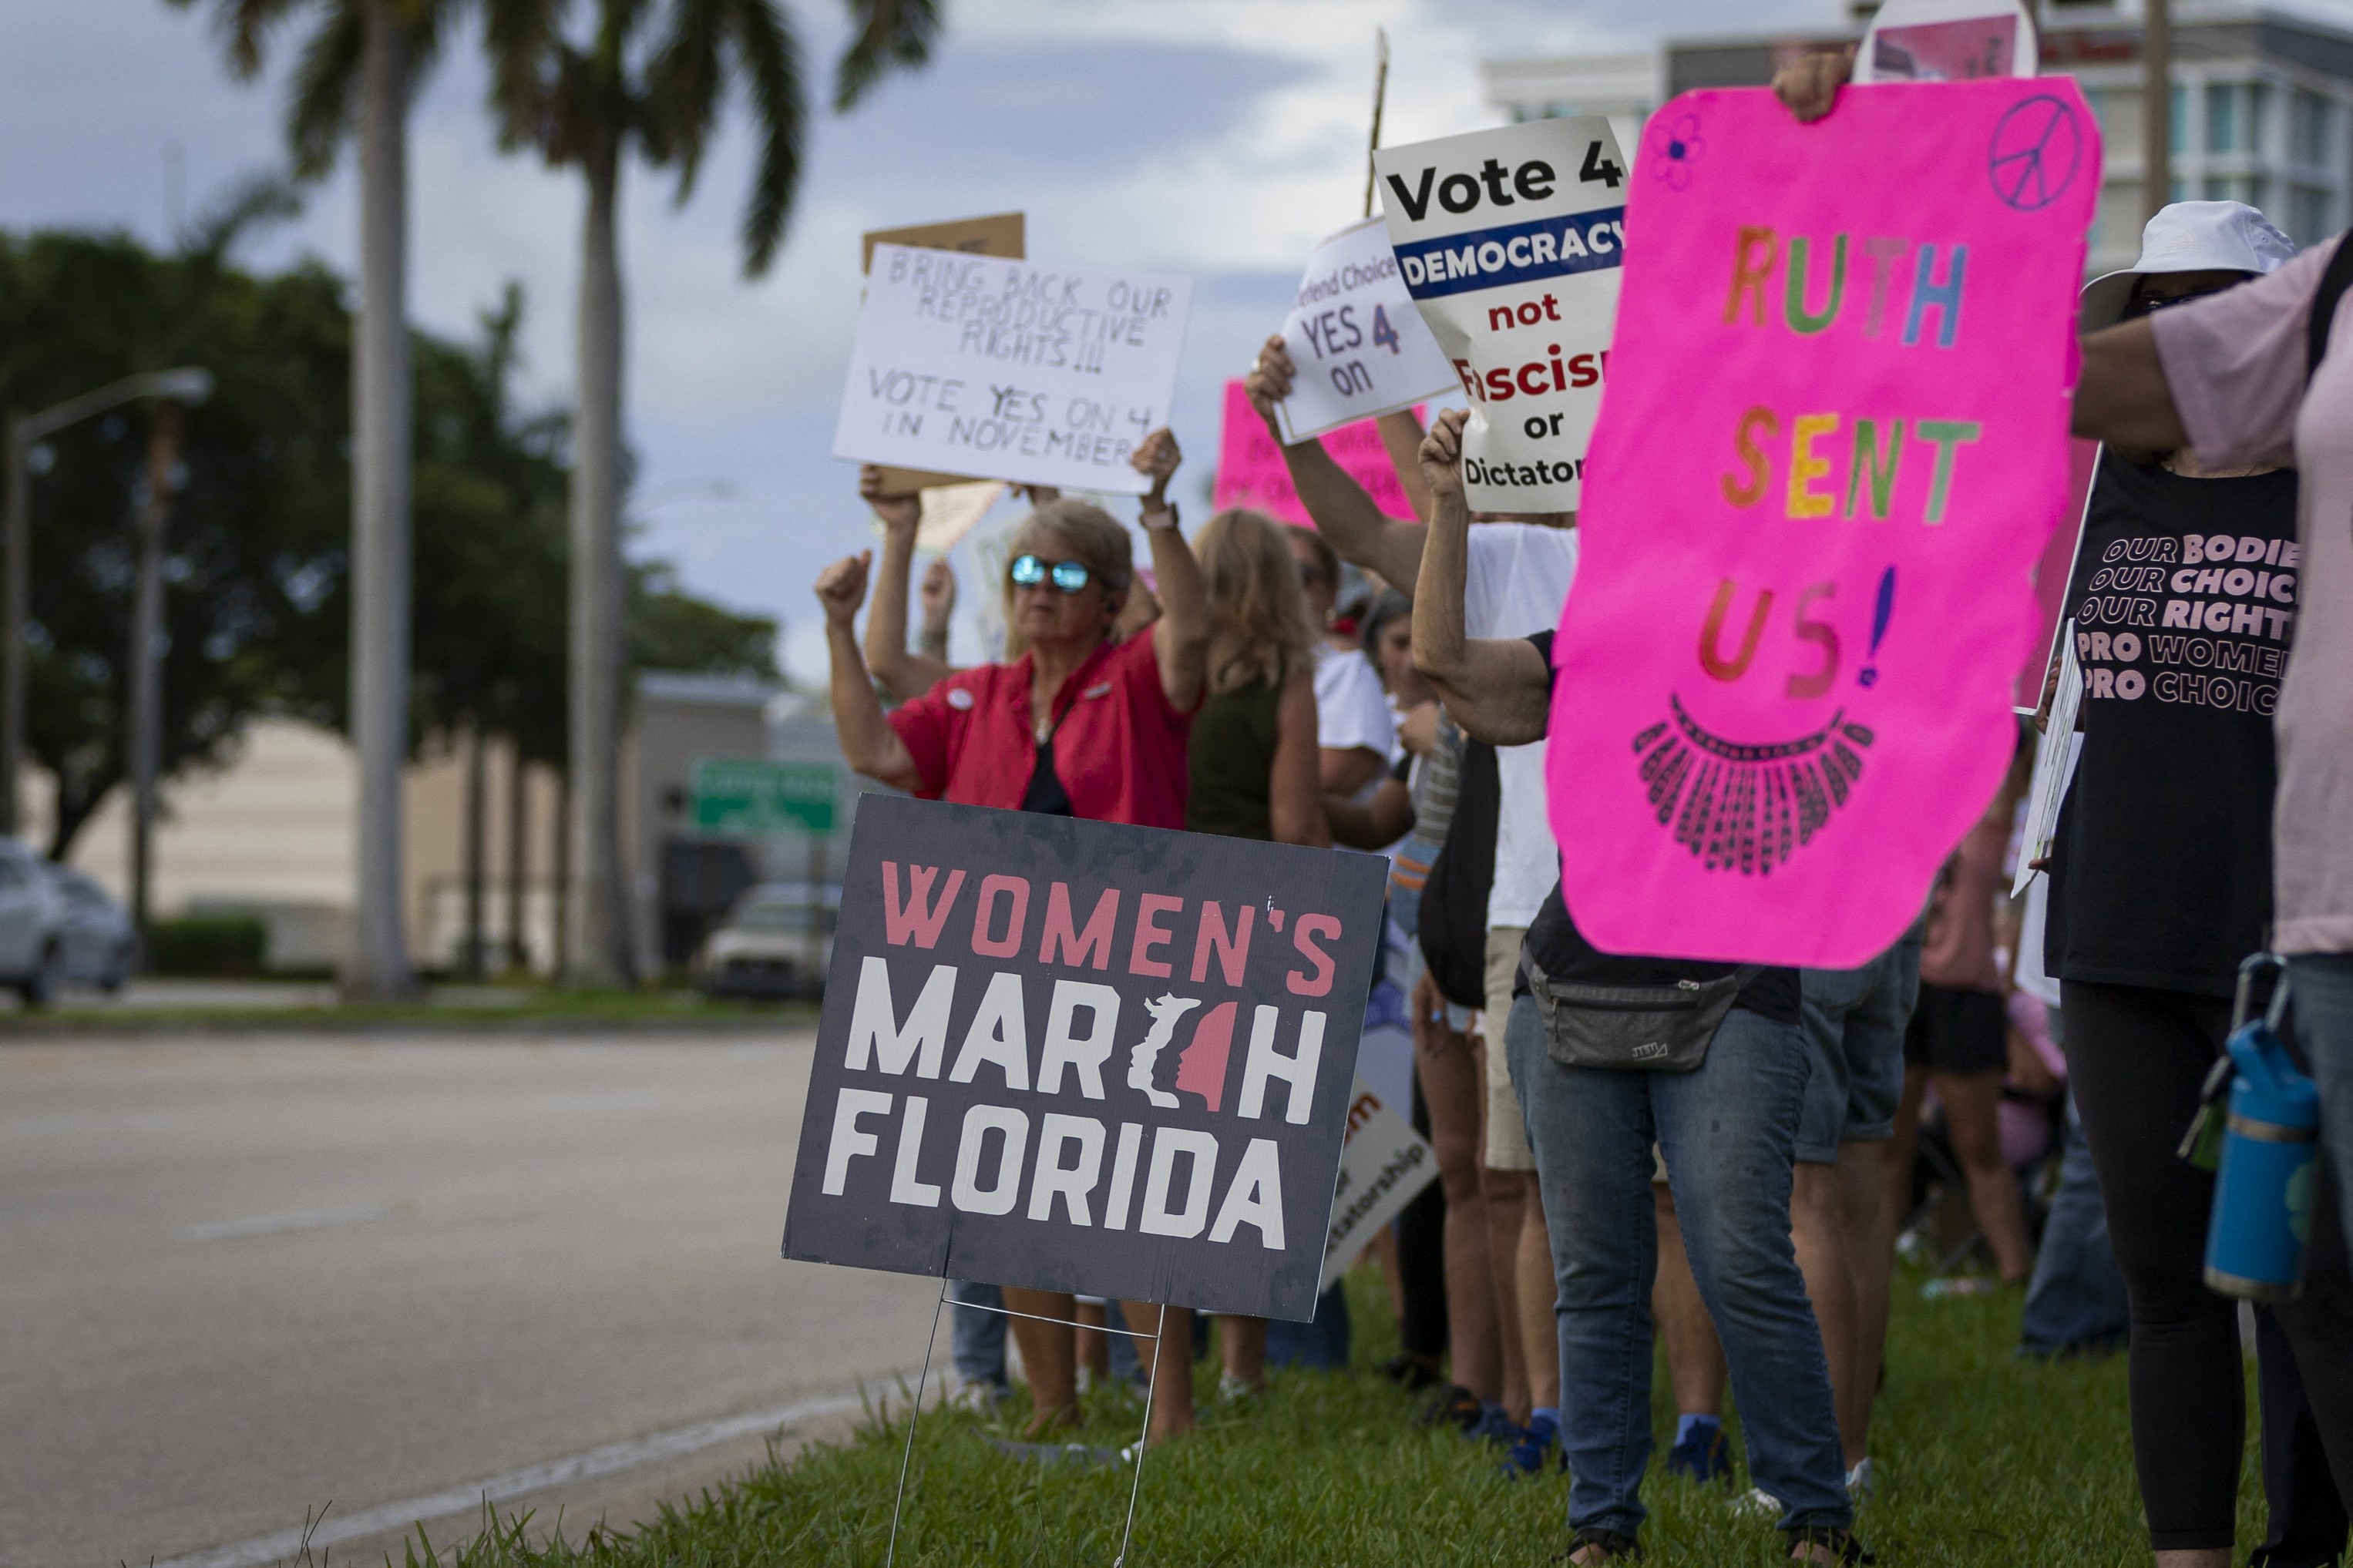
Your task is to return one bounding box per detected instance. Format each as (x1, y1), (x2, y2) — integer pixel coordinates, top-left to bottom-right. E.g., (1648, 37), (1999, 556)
(486, 0), (940, 985)
(167, 0), (466, 999)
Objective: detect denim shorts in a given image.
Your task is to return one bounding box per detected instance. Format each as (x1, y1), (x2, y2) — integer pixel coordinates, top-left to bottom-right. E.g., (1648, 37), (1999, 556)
(1795, 939), (1921, 1163)
(1398, 938), (1474, 1034)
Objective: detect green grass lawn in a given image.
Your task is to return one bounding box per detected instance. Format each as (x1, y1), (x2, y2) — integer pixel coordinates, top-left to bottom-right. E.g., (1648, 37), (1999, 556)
(411, 1264), (2270, 1567)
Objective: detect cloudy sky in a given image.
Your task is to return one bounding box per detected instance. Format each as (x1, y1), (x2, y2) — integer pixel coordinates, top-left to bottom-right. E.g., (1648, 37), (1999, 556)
(8, 0), (2353, 682)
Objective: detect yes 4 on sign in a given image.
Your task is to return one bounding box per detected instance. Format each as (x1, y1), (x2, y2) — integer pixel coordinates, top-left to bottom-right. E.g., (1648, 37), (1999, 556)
(782, 796), (1389, 1321)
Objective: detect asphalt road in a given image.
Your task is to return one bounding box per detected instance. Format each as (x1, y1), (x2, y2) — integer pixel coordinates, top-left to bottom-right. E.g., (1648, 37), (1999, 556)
(0, 1031), (943, 1568)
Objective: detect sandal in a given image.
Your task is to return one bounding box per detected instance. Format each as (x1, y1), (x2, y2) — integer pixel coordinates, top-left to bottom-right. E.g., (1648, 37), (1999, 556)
(1784, 1526), (1874, 1565)
(1420, 1383), (1485, 1433)
(1557, 1525), (1640, 1563)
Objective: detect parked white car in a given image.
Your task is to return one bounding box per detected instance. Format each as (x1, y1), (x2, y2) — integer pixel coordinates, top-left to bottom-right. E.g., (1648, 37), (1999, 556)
(0, 839), (66, 1004)
(693, 881), (839, 1000)
(42, 865), (136, 992)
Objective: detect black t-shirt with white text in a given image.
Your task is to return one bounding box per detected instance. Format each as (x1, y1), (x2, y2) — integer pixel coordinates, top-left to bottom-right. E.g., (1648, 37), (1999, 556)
(1518, 632), (1802, 1023)
(2045, 450), (2298, 996)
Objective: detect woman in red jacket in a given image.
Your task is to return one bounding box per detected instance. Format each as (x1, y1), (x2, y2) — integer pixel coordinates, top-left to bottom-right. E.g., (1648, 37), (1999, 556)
(815, 432), (1211, 1441)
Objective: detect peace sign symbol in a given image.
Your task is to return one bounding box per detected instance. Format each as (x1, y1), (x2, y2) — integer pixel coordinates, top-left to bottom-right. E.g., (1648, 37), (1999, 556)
(1987, 95), (2082, 212)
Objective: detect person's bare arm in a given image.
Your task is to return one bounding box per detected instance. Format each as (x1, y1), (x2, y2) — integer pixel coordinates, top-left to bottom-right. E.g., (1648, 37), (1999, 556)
(1377, 408), (1435, 522)
(817, 549), (923, 791)
(1326, 777), (1413, 850)
(917, 557), (955, 662)
(1134, 429), (1208, 713)
(1772, 45), (1855, 123)
(2073, 318), (2187, 452)
(1246, 334), (1428, 586)
(1320, 746), (1386, 797)
(1410, 408), (1553, 747)
(1397, 699), (1439, 758)
(1268, 667), (1333, 849)
(859, 467), (957, 700)
(1411, 970), (1461, 1059)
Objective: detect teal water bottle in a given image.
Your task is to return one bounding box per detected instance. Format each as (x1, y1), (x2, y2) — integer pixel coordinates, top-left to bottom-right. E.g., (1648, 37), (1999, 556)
(2203, 956), (2320, 1301)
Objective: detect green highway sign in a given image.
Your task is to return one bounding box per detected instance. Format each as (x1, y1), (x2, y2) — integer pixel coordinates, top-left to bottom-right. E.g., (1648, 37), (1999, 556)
(687, 757), (841, 839)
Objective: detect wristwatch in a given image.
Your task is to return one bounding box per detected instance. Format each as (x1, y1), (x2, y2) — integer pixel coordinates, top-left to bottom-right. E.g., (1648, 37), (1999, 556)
(1139, 502), (1181, 532)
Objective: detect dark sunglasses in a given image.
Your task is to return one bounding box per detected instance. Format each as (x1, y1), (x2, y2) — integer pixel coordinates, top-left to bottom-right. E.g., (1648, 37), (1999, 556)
(1296, 562), (1331, 589)
(1010, 555), (1093, 594)
(2123, 285), (2232, 319)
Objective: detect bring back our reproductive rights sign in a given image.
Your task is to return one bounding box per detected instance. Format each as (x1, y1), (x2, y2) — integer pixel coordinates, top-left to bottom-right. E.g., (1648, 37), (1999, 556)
(782, 797), (1390, 1321)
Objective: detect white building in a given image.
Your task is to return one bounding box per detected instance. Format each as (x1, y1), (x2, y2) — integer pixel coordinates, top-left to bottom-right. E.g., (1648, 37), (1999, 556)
(1482, 3), (2353, 274)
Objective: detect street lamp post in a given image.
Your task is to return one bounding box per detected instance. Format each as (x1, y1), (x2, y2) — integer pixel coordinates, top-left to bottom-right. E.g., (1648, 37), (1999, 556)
(2, 368), (213, 843)
(2146, 0), (2173, 223)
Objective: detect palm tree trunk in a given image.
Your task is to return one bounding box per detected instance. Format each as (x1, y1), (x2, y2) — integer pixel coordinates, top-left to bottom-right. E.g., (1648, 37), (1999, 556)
(342, 0), (415, 999)
(505, 744), (529, 972)
(564, 139), (632, 985)
(462, 721), (487, 979)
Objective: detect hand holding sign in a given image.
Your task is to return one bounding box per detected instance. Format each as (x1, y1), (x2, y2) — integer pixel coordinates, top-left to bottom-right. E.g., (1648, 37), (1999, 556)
(1417, 407), (1469, 503)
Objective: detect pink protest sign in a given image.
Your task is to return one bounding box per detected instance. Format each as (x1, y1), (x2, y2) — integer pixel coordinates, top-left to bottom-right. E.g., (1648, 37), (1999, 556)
(1550, 80), (2098, 967)
(1214, 380), (1424, 525)
(2019, 437), (2100, 703)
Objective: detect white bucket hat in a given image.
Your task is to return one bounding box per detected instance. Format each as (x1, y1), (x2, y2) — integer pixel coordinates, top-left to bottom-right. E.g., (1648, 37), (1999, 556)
(2080, 200), (2295, 332)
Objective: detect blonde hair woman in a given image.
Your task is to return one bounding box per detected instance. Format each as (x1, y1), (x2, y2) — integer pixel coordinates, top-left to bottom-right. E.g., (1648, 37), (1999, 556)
(1182, 506), (1329, 1397)
(1185, 508), (1328, 847)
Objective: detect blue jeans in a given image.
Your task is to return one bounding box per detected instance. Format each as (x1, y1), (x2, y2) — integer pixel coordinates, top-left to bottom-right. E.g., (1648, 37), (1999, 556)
(949, 1279), (1007, 1387)
(2019, 1093), (2129, 1355)
(2292, 954), (2353, 1264)
(1507, 995), (1849, 1539)
(1795, 939), (1920, 1162)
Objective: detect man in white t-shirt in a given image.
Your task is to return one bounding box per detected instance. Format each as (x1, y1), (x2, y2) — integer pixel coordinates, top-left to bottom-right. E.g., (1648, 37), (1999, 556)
(1248, 337), (1575, 1466)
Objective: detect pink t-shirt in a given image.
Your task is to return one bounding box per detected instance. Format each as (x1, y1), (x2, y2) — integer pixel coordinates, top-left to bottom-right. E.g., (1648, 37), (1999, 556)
(2153, 242), (2353, 955)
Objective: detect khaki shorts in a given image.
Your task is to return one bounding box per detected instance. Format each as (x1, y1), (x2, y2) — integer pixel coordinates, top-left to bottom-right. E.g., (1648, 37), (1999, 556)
(1481, 925), (1535, 1170)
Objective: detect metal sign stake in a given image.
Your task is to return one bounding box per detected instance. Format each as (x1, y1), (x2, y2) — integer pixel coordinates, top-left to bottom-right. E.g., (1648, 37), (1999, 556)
(882, 1288), (1169, 1567)
(884, 1280), (950, 1568)
(1111, 1301), (1168, 1568)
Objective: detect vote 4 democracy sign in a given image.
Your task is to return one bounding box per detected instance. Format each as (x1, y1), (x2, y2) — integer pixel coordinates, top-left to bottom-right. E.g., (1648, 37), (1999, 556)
(1273, 217), (1457, 444)
(1373, 117), (1629, 512)
(1548, 80), (2098, 968)
(832, 245), (1193, 495)
(782, 796), (1390, 1320)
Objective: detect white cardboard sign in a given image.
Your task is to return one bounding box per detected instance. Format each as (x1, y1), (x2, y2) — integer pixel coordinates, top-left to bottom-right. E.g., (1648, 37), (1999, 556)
(1318, 1073), (1437, 1294)
(1373, 118), (1628, 513)
(1854, 0), (2038, 84)
(2012, 623), (2082, 898)
(1274, 217), (1459, 445)
(832, 244), (1194, 495)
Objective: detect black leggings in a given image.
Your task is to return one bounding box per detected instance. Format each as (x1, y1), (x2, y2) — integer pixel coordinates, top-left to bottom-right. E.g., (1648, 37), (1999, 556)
(2064, 980), (2353, 1553)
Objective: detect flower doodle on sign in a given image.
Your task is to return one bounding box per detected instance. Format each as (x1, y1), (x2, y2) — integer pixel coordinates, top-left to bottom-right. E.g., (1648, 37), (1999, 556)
(1632, 697), (1876, 875)
(1986, 95), (2082, 212)
(1651, 112), (1706, 190)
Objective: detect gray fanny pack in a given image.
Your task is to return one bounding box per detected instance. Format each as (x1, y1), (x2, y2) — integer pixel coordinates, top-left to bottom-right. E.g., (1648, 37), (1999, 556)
(1520, 952), (1761, 1073)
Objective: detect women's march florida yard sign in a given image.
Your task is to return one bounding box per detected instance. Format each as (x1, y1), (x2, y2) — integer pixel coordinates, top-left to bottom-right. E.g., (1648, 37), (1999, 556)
(782, 797), (1389, 1321)
(1550, 80), (2097, 968)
